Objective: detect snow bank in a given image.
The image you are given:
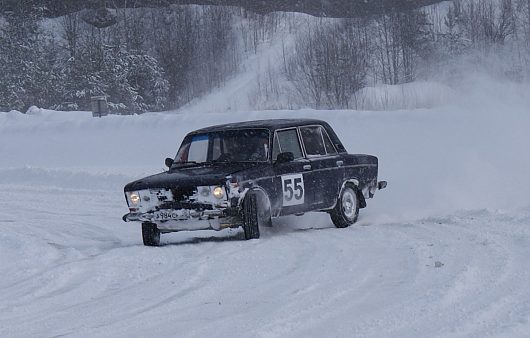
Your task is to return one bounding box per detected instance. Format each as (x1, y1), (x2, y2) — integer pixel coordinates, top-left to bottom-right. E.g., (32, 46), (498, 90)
(2, 78), (529, 222)
(355, 82), (456, 110)
(0, 167), (133, 191)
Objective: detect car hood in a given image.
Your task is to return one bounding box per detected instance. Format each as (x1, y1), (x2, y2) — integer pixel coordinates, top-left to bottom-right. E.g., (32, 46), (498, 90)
(124, 162), (260, 191)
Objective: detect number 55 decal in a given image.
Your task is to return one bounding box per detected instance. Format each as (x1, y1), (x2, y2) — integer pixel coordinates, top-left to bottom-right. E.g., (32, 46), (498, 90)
(282, 174), (305, 206)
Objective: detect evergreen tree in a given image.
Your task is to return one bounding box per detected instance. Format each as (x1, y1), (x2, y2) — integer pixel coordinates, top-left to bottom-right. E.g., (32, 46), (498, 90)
(0, 9), (64, 111)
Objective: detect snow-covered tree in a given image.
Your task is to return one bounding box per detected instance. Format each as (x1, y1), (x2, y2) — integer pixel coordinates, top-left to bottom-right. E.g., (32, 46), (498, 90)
(0, 9), (65, 111)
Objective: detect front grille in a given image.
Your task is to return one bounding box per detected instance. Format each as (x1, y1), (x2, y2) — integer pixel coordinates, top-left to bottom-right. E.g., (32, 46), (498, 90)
(171, 186), (196, 201)
(159, 201), (214, 211)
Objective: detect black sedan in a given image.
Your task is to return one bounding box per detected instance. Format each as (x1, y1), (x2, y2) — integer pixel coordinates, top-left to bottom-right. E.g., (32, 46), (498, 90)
(123, 119), (386, 246)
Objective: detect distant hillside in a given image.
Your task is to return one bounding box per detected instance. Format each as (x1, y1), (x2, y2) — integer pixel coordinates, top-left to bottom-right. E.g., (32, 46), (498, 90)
(1, 0), (529, 113)
(2, 0), (444, 23)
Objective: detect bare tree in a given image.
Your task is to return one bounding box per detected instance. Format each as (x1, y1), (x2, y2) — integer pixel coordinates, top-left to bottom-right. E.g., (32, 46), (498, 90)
(526, 0), (530, 41)
(61, 13), (80, 58)
(286, 20), (368, 109)
(372, 9), (432, 85)
(460, 0), (515, 49)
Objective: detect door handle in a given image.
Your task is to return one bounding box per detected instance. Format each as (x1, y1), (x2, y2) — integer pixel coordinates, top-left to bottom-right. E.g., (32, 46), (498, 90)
(336, 160), (344, 167)
(303, 164), (312, 171)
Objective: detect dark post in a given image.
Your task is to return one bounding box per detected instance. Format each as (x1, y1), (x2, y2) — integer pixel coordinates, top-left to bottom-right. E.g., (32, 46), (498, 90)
(91, 96), (109, 118)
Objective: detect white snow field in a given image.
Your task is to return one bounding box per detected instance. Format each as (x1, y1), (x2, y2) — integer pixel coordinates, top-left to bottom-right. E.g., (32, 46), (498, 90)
(2, 81), (530, 337)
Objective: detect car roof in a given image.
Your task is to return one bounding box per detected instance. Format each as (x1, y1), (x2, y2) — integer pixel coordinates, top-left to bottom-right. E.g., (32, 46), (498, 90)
(189, 119), (327, 134)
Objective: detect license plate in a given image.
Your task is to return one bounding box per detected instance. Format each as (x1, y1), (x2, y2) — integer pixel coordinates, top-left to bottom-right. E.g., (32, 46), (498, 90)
(154, 211), (183, 220)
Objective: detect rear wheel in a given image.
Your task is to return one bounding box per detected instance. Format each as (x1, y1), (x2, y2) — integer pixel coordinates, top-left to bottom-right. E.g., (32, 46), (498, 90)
(330, 185), (359, 228)
(142, 222), (161, 246)
(242, 193), (261, 240)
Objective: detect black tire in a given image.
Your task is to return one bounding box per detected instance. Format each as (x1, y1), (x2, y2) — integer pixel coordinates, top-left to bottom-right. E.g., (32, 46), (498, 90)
(330, 185), (360, 228)
(242, 193), (260, 240)
(142, 222), (161, 246)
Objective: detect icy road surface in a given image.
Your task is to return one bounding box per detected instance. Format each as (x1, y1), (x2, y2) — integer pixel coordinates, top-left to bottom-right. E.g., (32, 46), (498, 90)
(1, 182), (530, 337)
(2, 85), (530, 337)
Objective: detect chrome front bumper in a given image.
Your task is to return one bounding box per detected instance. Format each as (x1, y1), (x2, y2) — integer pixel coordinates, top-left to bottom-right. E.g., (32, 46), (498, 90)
(123, 208), (240, 232)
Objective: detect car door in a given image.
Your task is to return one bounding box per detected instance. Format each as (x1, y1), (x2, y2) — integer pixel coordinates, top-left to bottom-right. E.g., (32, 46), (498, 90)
(299, 125), (344, 210)
(271, 128), (313, 216)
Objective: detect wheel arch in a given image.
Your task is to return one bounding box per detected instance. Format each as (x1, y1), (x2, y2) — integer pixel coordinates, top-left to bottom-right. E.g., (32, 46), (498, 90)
(340, 179), (367, 209)
(238, 186), (273, 216)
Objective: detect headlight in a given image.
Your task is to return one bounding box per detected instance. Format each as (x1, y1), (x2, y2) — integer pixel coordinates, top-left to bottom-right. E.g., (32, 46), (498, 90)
(129, 192), (141, 205)
(212, 186), (224, 199)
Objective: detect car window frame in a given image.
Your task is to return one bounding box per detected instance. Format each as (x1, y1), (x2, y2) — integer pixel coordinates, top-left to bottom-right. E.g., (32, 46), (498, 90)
(321, 126), (338, 155)
(272, 127), (305, 163)
(298, 124), (338, 158)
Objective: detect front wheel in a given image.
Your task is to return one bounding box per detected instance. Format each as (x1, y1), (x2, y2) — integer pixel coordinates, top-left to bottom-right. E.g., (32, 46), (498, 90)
(242, 193), (261, 240)
(330, 185), (359, 228)
(142, 222), (161, 246)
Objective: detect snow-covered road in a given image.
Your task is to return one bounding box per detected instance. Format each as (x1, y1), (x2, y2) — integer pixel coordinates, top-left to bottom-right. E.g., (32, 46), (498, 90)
(1, 181), (530, 337)
(2, 94), (530, 337)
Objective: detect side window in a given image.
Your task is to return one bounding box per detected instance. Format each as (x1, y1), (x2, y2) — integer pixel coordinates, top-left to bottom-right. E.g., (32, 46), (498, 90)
(300, 126), (326, 156)
(322, 128), (337, 154)
(275, 129), (303, 160)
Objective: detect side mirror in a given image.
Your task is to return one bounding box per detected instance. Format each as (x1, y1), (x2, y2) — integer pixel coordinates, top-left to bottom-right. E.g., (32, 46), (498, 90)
(276, 152), (294, 164)
(165, 157), (174, 168)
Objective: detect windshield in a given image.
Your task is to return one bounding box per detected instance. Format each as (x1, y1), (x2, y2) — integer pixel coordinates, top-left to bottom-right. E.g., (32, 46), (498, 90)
(174, 129), (270, 165)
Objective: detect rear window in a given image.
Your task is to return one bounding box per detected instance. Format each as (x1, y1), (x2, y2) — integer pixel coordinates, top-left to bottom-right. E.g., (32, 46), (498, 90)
(300, 126), (326, 156)
(322, 128), (337, 154)
(300, 126), (337, 156)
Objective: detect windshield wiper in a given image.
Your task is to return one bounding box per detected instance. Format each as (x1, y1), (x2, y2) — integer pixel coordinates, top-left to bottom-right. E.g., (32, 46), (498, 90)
(210, 160), (264, 164)
(172, 161), (199, 167)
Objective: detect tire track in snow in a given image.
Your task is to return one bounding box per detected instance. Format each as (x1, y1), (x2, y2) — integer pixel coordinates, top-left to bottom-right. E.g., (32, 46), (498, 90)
(2, 185), (530, 337)
(342, 213), (528, 338)
(433, 214), (530, 338)
(241, 225), (420, 338)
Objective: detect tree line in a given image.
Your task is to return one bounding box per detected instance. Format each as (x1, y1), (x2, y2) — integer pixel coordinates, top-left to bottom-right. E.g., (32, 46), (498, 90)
(283, 0), (530, 109)
(0, 5), (239, 112)
(1, 0), (529, 112)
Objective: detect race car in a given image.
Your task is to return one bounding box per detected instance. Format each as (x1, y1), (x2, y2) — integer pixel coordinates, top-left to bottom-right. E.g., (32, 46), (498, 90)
(123, 119), (386, 246)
